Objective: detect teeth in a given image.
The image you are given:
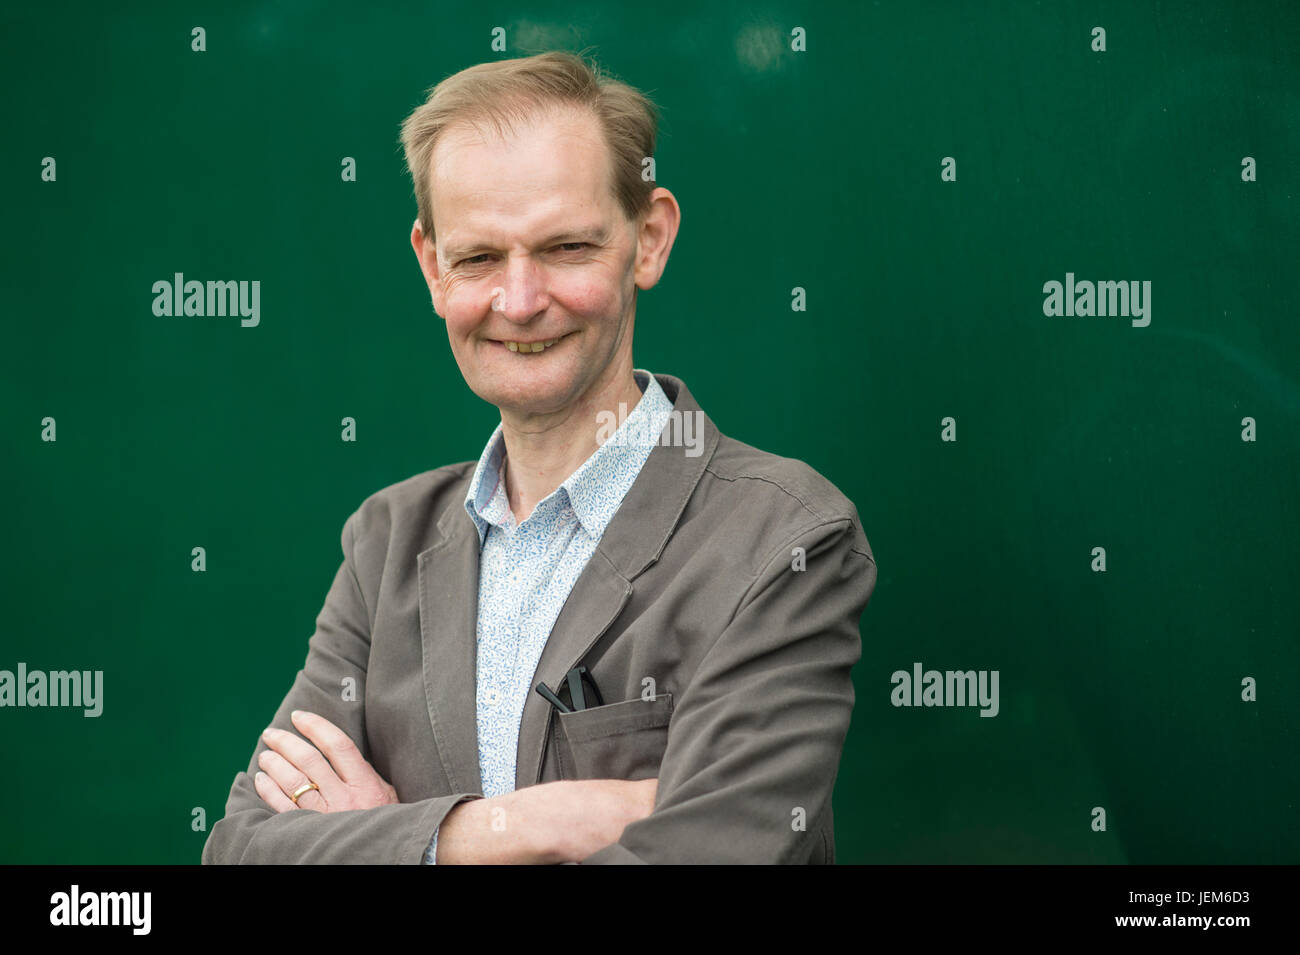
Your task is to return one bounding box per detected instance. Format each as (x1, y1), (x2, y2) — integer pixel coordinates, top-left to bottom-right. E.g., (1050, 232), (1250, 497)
(505, 337), (560, 353)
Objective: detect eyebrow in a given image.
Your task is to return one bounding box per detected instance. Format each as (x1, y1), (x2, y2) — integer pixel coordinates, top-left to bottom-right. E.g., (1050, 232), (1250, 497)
(443, 227), (610, 262)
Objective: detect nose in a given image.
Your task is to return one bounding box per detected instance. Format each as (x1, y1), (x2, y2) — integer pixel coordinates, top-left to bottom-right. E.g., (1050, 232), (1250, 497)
(493, 253), (549, 323)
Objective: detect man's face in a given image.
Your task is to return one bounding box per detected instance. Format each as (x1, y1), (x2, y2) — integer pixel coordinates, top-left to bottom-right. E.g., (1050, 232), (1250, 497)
(412, 106), (649, 420)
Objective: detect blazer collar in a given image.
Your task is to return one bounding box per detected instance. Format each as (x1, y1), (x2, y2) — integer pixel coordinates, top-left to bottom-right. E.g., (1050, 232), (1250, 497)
(416, 372), (721, 794)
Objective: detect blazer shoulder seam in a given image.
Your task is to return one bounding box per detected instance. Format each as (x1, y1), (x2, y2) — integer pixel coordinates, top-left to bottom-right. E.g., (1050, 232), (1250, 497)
(702, 459), (876, 568)
(702, 464), (829, 524)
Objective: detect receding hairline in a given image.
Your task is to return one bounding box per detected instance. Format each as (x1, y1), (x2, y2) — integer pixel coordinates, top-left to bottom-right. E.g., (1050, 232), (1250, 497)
(399, 51), (660, 246)
(427, 99), (609, 181)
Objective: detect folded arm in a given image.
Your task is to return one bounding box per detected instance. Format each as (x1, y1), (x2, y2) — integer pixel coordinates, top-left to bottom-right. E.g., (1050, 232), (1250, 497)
(202, 509), (483, 864)
(201, 508), (653, 864)
(579, 518), (876, 864)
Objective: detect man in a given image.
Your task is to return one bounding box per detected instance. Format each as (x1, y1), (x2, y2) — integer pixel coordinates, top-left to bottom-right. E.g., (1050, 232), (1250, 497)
(202, 51), (877, 864)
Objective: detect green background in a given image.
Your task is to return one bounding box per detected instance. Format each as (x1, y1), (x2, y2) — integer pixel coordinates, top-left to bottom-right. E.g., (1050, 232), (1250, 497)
(2, 0), (1297, 863)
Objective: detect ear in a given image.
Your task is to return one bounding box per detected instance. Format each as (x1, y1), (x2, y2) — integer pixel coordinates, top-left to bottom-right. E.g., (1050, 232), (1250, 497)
(410, 218), (433, 283)
(633, 188), (682, 292)
(410, 219), (445, 318)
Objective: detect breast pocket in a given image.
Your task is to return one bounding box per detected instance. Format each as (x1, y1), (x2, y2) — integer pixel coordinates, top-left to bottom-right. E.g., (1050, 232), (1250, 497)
(553, 693), (674, 781)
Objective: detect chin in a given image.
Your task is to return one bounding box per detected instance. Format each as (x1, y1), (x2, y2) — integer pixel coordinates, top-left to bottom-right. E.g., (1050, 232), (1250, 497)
(474, 374), (576, 415)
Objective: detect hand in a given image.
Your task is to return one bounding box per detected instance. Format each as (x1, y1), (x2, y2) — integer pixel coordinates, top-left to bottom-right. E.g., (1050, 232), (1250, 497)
(253, 710), (399, 814)
(437, 778), (658, 864)
(549, 777), (658, 862)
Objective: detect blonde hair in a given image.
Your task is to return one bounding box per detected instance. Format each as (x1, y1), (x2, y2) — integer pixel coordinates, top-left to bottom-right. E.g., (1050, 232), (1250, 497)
(399, 50), (660, 245)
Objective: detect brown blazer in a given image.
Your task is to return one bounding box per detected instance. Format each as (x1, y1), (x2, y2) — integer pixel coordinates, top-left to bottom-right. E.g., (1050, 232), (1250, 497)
(202, 372), (877, 863)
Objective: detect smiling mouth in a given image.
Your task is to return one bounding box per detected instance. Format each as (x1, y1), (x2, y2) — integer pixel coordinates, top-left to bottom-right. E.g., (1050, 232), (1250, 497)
(496, 332), (573, 353)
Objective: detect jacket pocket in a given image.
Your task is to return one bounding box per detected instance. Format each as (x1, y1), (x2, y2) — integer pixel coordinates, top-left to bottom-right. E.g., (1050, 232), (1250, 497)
(553, 693), (674, 781)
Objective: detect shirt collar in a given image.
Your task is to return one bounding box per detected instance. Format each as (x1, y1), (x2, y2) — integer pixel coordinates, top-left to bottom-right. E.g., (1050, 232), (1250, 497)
(463, 369), (674, 545)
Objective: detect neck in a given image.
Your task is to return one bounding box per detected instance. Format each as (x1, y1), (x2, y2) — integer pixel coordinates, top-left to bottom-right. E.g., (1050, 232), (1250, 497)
(498, 360), (645, 524)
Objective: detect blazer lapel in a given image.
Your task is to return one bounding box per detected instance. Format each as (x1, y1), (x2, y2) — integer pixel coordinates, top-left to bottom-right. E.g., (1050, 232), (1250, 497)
(514, 373), (722, 789)
(418, 494), (484, 795)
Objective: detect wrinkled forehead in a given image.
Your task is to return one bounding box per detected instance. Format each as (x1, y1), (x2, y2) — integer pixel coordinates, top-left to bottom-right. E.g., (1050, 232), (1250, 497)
(428, 105), (619, 239)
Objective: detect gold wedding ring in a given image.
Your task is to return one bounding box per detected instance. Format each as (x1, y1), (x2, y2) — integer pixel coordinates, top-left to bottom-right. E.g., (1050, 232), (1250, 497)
(289, 781), (320, 805)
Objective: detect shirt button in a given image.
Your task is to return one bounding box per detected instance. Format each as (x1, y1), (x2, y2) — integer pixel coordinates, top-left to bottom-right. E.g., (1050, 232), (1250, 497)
(486, 689), (500, 706)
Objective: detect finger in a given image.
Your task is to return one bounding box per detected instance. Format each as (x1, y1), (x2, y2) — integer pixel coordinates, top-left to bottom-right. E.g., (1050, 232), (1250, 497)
(258, 749), (327, 811)
(261, 726), (341, 793)
(253, 770), (299, 814)
(290, 710), (371, 784)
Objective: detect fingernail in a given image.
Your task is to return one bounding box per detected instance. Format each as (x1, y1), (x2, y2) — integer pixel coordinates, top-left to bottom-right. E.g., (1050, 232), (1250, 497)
(262, 727), (275, 739)
(291, 710), (302, 719)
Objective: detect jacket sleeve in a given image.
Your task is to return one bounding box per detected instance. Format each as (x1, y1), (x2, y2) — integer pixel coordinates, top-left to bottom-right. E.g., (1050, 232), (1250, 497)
(579, 518), (876, 864)
(201, 508), (482, 864)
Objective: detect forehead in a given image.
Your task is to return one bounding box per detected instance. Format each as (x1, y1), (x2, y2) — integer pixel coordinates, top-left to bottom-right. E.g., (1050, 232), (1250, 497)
(429, 106), (616, 239)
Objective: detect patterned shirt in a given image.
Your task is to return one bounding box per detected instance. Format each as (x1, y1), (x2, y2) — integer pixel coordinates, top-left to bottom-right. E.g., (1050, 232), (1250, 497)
(423, 368), (674, 863)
